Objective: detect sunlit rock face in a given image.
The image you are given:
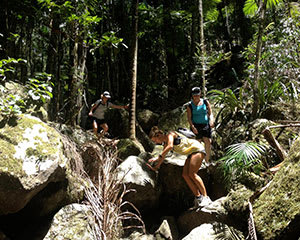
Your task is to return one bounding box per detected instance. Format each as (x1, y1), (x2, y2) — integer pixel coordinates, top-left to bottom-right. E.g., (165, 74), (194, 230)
(254, 136), (300, 239)
(43, 204), (94, 240)
(0, 114), (67, 215)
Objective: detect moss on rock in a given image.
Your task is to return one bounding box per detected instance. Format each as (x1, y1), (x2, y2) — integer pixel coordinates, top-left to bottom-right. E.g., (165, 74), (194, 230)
(253, 137), (300, 239)
(0, 114), (64, 177)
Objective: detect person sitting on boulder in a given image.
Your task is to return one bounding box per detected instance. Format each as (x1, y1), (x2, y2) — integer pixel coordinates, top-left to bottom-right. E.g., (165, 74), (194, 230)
(89, 91), (128, 138)
(147, 126), (212, 209)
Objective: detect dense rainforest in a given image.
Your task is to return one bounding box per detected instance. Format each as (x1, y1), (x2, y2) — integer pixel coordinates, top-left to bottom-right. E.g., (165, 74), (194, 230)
(1, 0), (299, 125)
(1, 0), (300, 239)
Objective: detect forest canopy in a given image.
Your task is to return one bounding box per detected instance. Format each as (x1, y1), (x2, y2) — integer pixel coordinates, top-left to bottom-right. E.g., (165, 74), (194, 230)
(0, 0), (299, 125)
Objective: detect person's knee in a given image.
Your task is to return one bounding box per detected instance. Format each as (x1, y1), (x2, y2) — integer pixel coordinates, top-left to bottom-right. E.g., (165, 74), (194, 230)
(203, 137), (211, 145)
(101, 124), (109, 132)
(182, 171), (189, 179)
(93, 125), (98, 133)
(188, 172), (198, 179)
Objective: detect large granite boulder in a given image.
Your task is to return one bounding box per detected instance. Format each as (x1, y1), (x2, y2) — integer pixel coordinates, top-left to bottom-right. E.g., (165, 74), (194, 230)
(43, 203), (94, 240)
(0, 114), (84, 215)
(116, 156), (161, 213)
(157, 106), (189, 132)
(253, 136), (300, 239)
(137, 109), (159, 135)
(117, 138), (145, 160)
(177, 197), (230, 235)
(181, 222), (244, 240)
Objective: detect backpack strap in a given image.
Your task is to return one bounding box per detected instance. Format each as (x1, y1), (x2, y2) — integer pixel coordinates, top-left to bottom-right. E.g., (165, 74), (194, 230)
(92, 99), (108, 112)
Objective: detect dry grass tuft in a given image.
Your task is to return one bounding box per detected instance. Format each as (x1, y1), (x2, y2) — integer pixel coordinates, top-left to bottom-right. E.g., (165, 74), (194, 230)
(81, 139), (145, 239)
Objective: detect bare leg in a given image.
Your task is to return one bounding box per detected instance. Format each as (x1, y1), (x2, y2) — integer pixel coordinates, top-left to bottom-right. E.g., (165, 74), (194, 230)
(202, 137), (211, 162)
(188, 152), (208, 196)
(93, 120), (98, 137)
(182, 158), (200, 197)
(99, 123), (109, 138)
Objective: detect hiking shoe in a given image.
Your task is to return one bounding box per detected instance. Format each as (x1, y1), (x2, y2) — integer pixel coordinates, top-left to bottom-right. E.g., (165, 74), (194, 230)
(189, 195), (203, 210)
(199, 196), (212, 207)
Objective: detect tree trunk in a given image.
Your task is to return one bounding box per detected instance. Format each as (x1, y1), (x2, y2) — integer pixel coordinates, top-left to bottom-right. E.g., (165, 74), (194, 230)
(129, 0), (139, 140)
(251, 0), (267, 120)
(198, 0), (206, 98)
(47, 16), (60, 121)
(69, 22), (87, 126)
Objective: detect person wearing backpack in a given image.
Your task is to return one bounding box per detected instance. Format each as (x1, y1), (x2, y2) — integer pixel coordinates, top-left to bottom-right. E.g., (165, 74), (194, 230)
(147, 126), (212, 209)
(187, 87), (214, 162)
(89, 91), (128, 138)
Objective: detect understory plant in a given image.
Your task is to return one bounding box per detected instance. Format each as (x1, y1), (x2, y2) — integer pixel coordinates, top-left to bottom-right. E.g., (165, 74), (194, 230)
(218, 141), (266, 188)
(0, 58), (53, 118)
(209, 87), (249, 128)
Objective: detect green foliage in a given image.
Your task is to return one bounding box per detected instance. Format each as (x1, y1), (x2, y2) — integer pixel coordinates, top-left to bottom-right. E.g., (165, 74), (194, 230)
(27, 73), (53, 104)
(38, 0), (102, 47)
(243, 0), (258, 16)
(218, 142), (266, 186)
(0, 58), (26, 82)
(289, 2), (300, 18)
(90, 31), (127, 55)
(0, 58), (53, 118)
(243, 0), (283, 16)
(209, 87), (249, 126)
(0, 92), (25, 116)
(244, 11), (300, 114)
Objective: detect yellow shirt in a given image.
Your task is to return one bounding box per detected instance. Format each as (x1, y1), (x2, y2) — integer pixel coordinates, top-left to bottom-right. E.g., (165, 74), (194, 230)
(172, 132), (205, 156)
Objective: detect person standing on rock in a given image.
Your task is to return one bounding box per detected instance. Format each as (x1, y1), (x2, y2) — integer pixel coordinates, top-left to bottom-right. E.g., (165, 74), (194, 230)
(89, 91), (128, 138)
(187, 87), (214, 163)
(147, 126), (212, 209)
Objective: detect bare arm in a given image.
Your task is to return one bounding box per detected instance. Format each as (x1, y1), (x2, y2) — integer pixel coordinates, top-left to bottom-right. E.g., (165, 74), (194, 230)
(148, 132), (175, 171)
(88, 104), (97, 116)
(206, 100), (214, 128)
(111, 104), (129, 110)
(187, 105), (198, 134)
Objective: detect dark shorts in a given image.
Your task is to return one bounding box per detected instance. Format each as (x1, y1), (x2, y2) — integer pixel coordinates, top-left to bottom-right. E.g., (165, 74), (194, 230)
(187, 151), (206, 159)
(92, 117), (106, 132)
(192, 123), (212, 139)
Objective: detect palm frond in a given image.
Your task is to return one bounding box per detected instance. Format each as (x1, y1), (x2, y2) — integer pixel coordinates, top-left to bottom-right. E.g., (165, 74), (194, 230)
(243, 0), (258, 16)
(218, 142), (266, 187)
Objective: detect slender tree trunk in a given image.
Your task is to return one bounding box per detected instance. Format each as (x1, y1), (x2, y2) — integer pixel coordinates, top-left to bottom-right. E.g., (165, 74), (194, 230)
(252, 0), (267, 120)
(129, 0), (139, 140)
(198, 0), (206, 98)
(188, 6), (197, 85)
(69, 22), (87, 126)
(47, 16), (60, 121)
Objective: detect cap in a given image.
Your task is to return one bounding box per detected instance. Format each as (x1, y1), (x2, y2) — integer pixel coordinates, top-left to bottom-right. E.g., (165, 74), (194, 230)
(103, 91), (111, 98)
(191, 87), (201, 95)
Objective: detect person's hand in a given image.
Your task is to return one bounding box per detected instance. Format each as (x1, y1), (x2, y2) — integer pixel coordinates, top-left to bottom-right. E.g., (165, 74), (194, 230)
(209, 120), (214, 128)
(124, 104), (129, 110)
(191, 125), (198, 134)
(146, 157), (160, 171)
(88, 112), (93, 117)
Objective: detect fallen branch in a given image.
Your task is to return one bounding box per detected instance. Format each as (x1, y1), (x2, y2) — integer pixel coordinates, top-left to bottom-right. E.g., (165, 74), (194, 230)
(249, 180), (273, 203)
(274, 120), (300, 124)
(262, 127), (287, 161)
(267, 123), (300, 129)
